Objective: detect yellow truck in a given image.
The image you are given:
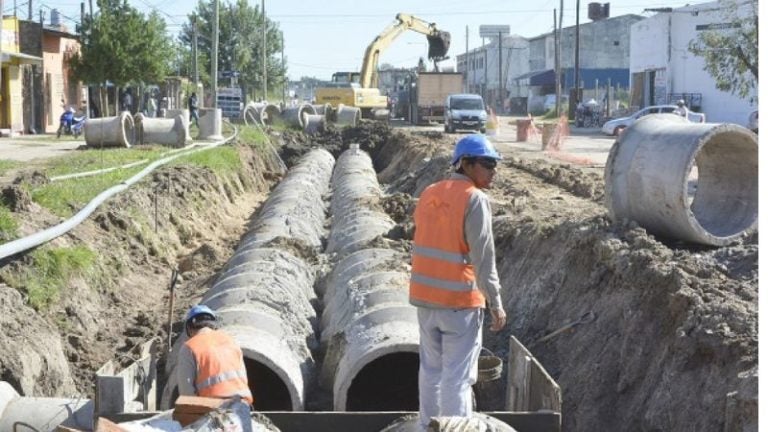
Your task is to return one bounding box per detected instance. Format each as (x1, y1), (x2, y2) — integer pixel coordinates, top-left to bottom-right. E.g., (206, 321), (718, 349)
(315, 13), (450, 120)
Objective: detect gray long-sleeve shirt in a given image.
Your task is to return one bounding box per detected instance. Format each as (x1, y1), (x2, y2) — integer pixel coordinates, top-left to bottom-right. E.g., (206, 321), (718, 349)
(414, 173), (503, 310)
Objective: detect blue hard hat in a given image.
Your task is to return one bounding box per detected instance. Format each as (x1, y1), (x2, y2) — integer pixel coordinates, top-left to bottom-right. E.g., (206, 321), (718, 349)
(185, 304), (217, 323)
(451, 134), (502, 165)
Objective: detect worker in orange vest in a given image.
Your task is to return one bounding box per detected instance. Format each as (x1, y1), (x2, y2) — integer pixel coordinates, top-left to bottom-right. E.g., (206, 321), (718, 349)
(410, 134), (507, 429)
(176, 305), (254, 406)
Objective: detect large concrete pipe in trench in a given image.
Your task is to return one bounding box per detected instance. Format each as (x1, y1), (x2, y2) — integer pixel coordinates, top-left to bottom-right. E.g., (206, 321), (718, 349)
(135, 113), (190, 147)
(326, 146), (396, 255)
(321, 146), (419, 411)
(162, 149), (335, 411)
(0, 382), (93, 431)
(605, 114), (758, 246)
(84, 111), (135, 148)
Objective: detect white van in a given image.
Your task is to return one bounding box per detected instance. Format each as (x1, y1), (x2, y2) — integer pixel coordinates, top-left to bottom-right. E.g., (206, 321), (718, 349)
(444, 94), (487, 133)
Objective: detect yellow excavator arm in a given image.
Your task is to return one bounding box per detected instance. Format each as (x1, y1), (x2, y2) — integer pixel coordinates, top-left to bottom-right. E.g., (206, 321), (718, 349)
(359, 13), (450, 89)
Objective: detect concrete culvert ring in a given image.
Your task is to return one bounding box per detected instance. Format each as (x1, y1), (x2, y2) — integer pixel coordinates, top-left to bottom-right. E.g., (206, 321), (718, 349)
(605, 114), (758, 246)
(345, 352), (420, 411)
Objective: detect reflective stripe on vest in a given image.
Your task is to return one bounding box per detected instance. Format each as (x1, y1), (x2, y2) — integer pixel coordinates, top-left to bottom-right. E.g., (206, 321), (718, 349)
(409, 178), (485, 309)
(185, 329), (254, 405)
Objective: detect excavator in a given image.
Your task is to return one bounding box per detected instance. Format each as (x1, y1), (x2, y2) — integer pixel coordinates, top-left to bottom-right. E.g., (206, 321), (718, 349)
(315, 13), (451, 120)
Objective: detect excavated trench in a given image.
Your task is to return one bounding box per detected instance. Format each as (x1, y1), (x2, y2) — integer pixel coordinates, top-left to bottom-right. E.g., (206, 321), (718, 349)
(159, 122), (757, 431)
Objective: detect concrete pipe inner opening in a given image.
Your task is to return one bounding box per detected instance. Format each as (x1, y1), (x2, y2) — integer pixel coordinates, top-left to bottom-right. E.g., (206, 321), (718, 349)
(245, 357), (292, 410)
(689, 131), (758, 237)
(345, 352), (419, 411)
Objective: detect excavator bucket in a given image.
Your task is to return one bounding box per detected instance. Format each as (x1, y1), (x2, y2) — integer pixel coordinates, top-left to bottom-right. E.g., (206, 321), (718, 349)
(427, 31), (451, 60)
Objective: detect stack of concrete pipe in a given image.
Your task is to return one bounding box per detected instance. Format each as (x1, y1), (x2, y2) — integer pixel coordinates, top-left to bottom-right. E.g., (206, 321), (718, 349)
(162, 149), (335, 411)
(281, 103), (316, 128)
(134, 113), (190, 147)
(84, 111), (135, 148)
(320, 146), (419, 411)
(605, 114), (758, 246)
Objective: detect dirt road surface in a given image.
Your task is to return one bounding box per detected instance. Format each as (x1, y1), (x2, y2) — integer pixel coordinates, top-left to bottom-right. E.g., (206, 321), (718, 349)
(0, 135), (84, 161)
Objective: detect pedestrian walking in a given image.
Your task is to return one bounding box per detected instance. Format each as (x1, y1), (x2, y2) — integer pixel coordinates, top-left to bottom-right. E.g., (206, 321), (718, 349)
(188, 92), (200, 127)
(176, 305), (254, 405)
(410, 134), (507, 429)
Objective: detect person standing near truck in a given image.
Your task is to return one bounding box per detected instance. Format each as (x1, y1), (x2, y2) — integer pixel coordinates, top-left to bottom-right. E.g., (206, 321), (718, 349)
(176, 305), (253, 405)
(410, 134), (507, 429)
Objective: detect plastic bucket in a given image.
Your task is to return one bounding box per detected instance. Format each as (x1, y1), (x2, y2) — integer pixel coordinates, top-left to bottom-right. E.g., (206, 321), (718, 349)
(477, 348), (502, 382)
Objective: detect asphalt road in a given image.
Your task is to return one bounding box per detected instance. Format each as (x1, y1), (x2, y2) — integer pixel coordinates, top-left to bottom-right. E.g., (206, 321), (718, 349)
(0, 135), (84, 162)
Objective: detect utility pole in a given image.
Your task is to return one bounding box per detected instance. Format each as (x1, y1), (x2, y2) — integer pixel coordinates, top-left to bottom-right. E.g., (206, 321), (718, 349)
(575, 0), (581, 104)
(261, 0), (267, 101)
(192, 16), (199, 86)
(498, 32), (503, 112)
(27, 0), (31, 20)
(212, 0), (219, 108)
(464, 25), (468, 93)
(281, 34), (285, 105)
(554, 9), (561, 116)
(482, 37), (487, 103)
(558, 0), (564, 115)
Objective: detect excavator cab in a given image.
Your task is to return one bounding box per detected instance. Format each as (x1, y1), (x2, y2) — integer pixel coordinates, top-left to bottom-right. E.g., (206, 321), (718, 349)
(427, 30), (451, 61)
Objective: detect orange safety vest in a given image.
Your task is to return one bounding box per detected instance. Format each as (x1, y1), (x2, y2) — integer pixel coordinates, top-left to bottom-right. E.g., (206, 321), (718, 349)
(184, 329), (254, 405)
(409, 178), (486, 309)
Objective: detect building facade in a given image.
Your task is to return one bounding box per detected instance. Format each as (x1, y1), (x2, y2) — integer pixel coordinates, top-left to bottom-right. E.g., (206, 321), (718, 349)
(630, 1), (757, 124)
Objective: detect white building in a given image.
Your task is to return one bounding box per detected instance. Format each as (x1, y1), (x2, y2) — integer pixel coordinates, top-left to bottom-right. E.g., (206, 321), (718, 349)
(630, 1), (757, 125)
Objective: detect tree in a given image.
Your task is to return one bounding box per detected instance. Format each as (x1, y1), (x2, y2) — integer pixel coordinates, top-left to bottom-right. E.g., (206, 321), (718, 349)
(688, 0), (758, 99)
(180, 0), (287, 101)
(69, 0), (175, 114)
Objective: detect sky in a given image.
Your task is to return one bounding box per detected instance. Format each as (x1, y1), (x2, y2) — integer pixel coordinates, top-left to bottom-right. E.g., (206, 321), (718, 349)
(13, 0), (729, 80)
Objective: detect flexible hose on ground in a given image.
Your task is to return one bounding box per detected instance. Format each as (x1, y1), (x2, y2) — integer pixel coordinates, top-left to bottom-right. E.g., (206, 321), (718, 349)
(0, 126), (238, 261)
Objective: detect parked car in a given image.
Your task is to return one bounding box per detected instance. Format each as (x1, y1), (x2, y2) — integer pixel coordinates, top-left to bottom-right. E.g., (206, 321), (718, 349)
(747, 109), (758, 133)
(444, 93), (487, 133)
(601, 105), (704, 136)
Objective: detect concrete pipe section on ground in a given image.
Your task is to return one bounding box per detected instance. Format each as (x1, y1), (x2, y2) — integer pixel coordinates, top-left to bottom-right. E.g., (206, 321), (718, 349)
(320, 146), (419, 412)
(244, 103), (282, 126)
(334, 104), (362, 127)
(198, 108), (223, 140)
(281, 103), (316, 128)
(162, 149), (335, 411)
(312, 103), (333, 121)
(84, 111), (135, 148)
(605, 114), (758, 246)
(0, 382), (93, 431)
(135, 113), (190, 147)
(303, 114), (327, 135)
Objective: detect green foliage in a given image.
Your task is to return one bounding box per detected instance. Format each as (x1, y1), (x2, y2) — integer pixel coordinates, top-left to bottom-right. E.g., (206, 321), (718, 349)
(69, 1), (175, 86)
(45, 147), (167, 177)
(180, 0), (287, 100)
(237, 125), (270, 148)
(32, 167), (145, 217)
(0, 205), (18, 241)
(3, 246), (96, 311)
(688, 0), (758, 99)
(173, 146), (242, 176)
(0, 159), (19, 176)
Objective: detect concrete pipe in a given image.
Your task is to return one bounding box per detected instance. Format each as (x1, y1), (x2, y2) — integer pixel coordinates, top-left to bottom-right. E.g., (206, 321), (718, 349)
(135, 113), (190, 147)
(320, 146), (419, 411)
(260, 104), (282, 125)
(198, 107), (223, 140)
(326, 146), (395, 256)
(303, 113), (326, 135)
(84, 111), (134, 148)
(0, 382), (94, 431)
(319, 247), (419, 411)
(164, 108), (192, 142)
(243, 103), (266, 126)
(335, 104), (362, 127)
(281, 103), (316, 128)
(162, 149), (335, 411)
(605, 114), (758, 246)
(312, 103), (333, 121)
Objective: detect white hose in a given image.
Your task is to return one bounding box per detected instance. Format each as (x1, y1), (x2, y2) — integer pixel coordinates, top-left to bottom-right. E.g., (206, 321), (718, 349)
(0, 126), (238, 261)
